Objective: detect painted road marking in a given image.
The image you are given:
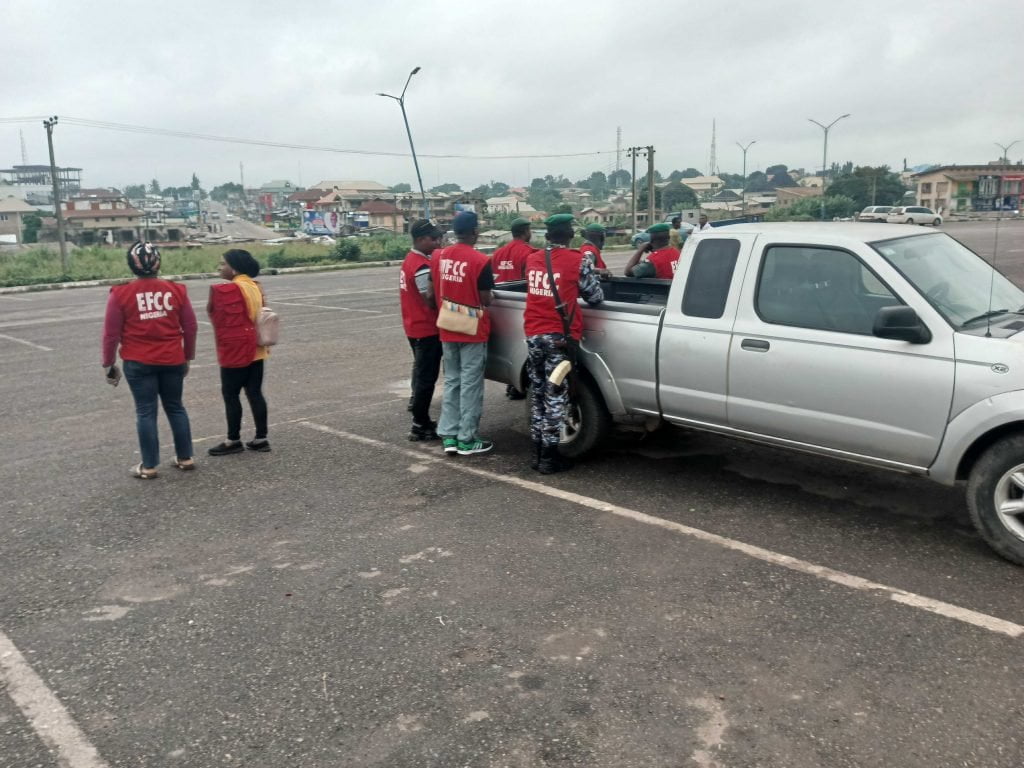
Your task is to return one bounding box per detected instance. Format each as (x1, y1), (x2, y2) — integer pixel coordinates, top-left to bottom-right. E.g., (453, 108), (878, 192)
(272, 300), (380, 313)
(0, 333), (53, 351)
(299, 421), (1024, 639)
(0, 630), (109, 767)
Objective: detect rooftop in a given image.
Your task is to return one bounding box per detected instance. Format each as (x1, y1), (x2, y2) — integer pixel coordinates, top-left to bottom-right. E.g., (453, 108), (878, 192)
(0, 196), (36, 213)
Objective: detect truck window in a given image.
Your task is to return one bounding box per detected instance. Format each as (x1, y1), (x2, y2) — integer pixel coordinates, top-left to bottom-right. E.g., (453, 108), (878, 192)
(682, 239), (740, 318)
(756, 246), (899, 335)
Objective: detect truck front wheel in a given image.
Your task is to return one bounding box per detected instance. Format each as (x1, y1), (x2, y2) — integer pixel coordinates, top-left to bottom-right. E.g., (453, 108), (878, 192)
(966, 435), (1024, 566)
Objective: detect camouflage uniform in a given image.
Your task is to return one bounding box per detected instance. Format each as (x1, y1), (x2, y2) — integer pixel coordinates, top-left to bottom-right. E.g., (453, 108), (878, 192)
(526, 259), (603, 448)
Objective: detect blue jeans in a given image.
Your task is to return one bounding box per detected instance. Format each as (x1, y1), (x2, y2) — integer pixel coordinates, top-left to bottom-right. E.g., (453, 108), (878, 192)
(123, 360), (193, 468)
(438, 342), (487, 443)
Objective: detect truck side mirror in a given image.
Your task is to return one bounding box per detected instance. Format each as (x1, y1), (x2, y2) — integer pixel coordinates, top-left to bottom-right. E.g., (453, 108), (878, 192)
(873, 305), (932, 344)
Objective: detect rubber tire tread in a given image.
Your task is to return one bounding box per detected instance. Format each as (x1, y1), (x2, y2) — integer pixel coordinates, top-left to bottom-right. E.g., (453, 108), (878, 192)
(966, 434), (1024, 566)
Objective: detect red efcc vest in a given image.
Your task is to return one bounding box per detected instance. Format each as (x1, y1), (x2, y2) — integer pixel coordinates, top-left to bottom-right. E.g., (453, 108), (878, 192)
(524, 248), (585, 340)
(109, 279), (190, 365)
(400, 249), (438, 338)
(492, 239), (534, 283)
(209, 282), (258, 368)
(579, 241), (607, 270)
(648, 246), (681, 279)
(431, 242), (491, 343)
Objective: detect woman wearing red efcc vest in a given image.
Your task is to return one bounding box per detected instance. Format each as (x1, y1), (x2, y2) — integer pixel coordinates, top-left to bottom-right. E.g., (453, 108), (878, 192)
(206, 249), (271, 456)
(400, 219), (445, 441)
(524, 214), (604, 474)
(101, 242), (197, 478)
(430, 211), (495, 456)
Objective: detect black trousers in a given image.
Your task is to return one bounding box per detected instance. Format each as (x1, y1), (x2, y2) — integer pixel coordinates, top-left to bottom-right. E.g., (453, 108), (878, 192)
(220, 360), (268, 441)
(408, 335), (443, 426)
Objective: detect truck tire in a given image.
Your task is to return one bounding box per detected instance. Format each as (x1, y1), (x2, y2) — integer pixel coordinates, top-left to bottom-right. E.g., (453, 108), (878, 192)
(523, 373), (611, 460)
(966, 435), (1024, 566)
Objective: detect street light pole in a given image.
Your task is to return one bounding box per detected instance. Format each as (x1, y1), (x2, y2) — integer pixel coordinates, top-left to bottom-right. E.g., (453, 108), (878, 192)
(995, 141), (1019, 165)
(808, 114), (850, 220)
(736, 140), (756, 217)
(377, 67), (429, 219)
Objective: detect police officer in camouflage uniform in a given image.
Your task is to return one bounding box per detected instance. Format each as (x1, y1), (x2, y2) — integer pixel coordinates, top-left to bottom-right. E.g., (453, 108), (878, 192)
(523, 213), (604, 474)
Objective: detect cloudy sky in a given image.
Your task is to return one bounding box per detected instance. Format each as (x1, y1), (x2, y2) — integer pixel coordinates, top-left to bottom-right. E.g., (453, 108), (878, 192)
(3, 0), (1023, 192)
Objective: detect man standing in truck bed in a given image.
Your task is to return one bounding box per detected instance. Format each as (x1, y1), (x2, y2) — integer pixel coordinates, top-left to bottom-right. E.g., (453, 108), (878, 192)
(624, 222), (680, 279)
(491, 217), (534, 283)
(523, 213), (604, 474)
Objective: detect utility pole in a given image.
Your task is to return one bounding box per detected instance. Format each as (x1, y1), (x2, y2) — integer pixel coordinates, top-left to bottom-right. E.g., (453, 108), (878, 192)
(737, 140), (756, 217)
(43, 117), (68, 274)
(995, 141), (1019, 165)
(627, 146), (645, 234)
(647, 146), (656, 223)
(239, 161), (245, 189)
(808, 114), (851, 220)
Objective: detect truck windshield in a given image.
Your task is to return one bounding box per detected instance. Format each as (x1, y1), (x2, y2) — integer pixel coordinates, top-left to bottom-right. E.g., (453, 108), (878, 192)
(871, 233), (1024, 328)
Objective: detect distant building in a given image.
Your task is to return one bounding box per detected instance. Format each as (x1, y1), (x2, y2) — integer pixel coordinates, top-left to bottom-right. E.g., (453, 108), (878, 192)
(774, 186), (823, 208)
(60, 194), (143, 246)
(680, 175), (725, 197)
(485, 196), (538, 216)
(911, 164), (1023, 214)
(0, 164), (82, 205)
(0, 196), (37, 244)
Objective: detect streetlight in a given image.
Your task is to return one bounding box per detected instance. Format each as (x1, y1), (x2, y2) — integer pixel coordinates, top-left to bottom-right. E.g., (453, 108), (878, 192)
(736, 140), (756, 216)
(377, 67), (429, 219)
(808, 114), (850, 220)
(995, 140), (1019, 164)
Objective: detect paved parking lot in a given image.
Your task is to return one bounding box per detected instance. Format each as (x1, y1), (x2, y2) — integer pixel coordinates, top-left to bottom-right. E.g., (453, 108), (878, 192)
(1, 221), (1022, 767)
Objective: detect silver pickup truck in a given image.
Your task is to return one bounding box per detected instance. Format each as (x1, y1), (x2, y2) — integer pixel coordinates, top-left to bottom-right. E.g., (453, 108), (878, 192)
(486, 222), (1024, 565)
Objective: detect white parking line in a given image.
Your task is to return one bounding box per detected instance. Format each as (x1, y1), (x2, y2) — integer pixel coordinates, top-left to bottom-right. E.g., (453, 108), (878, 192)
(0, 332), (53, 351)
(0, 630), (109, 767)
(272, 300), (380, 314)
(299, 422), (1024, 639)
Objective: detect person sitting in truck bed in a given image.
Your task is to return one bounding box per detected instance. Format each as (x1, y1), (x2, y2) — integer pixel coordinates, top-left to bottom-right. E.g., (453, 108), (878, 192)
(624, 223), (680, 279)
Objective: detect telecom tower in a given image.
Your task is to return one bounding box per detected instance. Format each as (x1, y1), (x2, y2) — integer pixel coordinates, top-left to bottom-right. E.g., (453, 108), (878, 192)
(708, 119), (717, 176)
(616, 126), (622, 173)
(20, 130), (28, 164)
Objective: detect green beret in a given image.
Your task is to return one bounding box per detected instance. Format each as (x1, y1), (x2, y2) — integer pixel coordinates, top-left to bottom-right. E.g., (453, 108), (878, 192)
(545, 213), (575, 227)
(584, 223), (604, 233)
(647, 222), (671, 234)
(510, 217), (530, 228)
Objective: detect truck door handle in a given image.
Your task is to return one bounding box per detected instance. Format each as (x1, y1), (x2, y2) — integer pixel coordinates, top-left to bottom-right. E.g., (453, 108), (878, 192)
(741, 338), (770, 352)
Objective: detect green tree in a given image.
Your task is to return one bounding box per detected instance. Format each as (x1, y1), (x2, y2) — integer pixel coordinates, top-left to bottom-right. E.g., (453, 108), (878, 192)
(149, 179), (161, 195)
(608, 169), (631, 187)
(390, 182), (412, 193)
(744, 171), (772, 193)
(552, 202), (572, 215)
(489, 181), (510, 197)
(661, 182), (699, 211)
(679, 168), (702, 178)
(124, 184), (146, 199)
(190, 173), (201, 191)
(211, 182), (244, 202)
(766, 195), (858, 221)
(717, 173), (746, 188)
(21, 213), (41, 244)
(825, 166), (907, 209)
(766, 164), (789, 178)
(430, 182), (461, 194)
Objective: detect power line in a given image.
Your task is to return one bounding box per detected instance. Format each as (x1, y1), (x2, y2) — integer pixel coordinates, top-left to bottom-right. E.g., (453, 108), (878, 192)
(0, 115), (616, 161)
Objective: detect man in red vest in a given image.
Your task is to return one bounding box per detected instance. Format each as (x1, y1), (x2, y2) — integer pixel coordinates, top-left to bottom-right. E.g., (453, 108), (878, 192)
(524, 213), (604, 473)
(578, 222), (610, 276)
(430, 211), (495, 456)
(491, 217), (534, 283)
(624, 222), (680, 279)
(400, 219), (445, 440)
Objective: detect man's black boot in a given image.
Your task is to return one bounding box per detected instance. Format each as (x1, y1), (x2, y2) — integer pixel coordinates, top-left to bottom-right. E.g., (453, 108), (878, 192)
(538, 444), (572, 474)
(530, 441), (543, 471)
(408, 421), (439, 441)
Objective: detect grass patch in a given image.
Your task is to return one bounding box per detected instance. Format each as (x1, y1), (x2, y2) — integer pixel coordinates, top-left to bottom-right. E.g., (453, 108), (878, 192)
(0, 237), (412, 287)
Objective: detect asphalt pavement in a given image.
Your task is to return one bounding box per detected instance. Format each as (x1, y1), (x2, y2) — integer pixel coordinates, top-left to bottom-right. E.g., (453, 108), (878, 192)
(1, 221), (1022, 767)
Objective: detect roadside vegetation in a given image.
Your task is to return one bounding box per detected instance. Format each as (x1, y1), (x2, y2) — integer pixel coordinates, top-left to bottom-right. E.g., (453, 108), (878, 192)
(0, 237), (411, 287)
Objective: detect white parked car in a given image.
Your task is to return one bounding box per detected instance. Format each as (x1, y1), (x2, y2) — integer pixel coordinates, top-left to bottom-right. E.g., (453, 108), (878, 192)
(857, 205), (894, 222)
(887, 206), (942, 226)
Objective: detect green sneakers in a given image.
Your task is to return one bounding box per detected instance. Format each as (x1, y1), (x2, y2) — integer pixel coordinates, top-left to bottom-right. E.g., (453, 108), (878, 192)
(456, 438), (494, 456)
(442, 437), (459, 455)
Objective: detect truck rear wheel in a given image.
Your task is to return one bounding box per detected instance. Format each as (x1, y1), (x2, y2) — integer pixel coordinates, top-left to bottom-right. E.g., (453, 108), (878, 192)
(524, 373), (611, 460)
(966, 435), (1024, 566)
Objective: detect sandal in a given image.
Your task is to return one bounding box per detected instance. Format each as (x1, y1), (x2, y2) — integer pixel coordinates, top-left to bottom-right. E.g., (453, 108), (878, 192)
(130, 463), (158, 480)
(173, 457), (196, 471)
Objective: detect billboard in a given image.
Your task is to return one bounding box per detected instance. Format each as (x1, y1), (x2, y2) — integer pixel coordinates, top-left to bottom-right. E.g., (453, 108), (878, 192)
(303, 210), (344, 234)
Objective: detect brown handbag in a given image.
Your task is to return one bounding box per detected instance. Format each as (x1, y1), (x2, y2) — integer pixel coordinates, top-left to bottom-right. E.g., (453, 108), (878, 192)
(436, 298), (483, 336)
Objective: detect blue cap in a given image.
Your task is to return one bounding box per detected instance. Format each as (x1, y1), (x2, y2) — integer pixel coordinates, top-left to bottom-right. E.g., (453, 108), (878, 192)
(452, 211), (479, 234)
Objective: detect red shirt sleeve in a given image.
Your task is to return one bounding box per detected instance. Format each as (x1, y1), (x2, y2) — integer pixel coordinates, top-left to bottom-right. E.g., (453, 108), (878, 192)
(101, 290), (123, 367)
(179, 290), (198, 361)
